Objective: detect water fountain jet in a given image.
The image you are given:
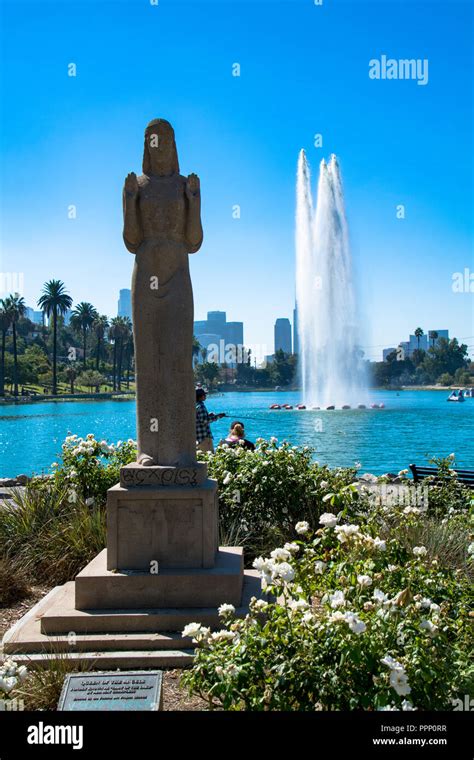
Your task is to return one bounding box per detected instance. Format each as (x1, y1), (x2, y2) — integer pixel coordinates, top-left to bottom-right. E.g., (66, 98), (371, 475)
(295, 151), (367, 408)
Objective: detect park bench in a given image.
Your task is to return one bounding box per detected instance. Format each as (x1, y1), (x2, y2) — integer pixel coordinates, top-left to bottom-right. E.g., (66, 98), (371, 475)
(409, 464), (474, 488)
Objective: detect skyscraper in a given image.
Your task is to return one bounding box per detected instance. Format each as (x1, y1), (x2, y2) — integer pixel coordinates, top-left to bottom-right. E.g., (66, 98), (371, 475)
(293, 306), (299, 355)
(193, 311), (244, 364)
(274, 318), (292, 355)
(118, 289), (132, 320)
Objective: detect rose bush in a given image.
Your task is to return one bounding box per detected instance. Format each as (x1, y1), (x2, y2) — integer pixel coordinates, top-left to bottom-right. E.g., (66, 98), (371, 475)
(199, 438), (358, 560)
(181, 482), (473, 711)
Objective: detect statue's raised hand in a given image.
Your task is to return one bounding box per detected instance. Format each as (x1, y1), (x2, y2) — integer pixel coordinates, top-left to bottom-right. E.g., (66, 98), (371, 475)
(185, 173), (200, 200)
(124, 172), (139, 196)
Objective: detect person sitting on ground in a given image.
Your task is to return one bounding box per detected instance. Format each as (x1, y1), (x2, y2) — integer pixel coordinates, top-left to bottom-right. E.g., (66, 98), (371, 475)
(219, 421), (255, 451)
(196, 388), (226, 452)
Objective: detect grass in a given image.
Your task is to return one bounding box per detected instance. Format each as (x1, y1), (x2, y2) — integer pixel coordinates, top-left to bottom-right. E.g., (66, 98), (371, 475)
(0, 556), (30, 607)
(14, 651), (94, 711)
(0, 485), (106, 585)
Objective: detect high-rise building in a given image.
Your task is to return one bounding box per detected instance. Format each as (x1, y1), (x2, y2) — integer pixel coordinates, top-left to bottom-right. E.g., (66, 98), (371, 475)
(293, 306), (299, 355)
(118, 289), (132, 320)
(25, 307), (44, 325)
(274, 318), (292, 355)
(193, 311), (244, 364)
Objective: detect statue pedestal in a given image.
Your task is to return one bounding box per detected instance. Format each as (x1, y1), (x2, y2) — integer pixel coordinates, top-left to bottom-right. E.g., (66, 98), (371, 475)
(2, 468), (261, 669)
(107, 480), (218, 571)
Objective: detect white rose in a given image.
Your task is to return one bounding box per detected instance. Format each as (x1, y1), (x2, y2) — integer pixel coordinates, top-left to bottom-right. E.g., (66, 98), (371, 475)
(413, 546), (427, 557)
(270, 548), (292, 562)
(389, 669), (411, 697)
(218, 603), (235, 617)
(283, 542), (299, 555)
(273, 562), (295, 582)
(357, 574), (373, 587)
(329, 590), (345, 608)
(314, 561), (327, 574)
(295, 521), (310, 535)
(182, 622), (203, 639)
(319, 512), (338, 528)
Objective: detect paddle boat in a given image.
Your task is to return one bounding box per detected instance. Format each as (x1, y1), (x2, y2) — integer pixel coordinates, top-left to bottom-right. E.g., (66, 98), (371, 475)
(297, 404), (306, 410)
(342, 404), (351, 409)
(269, 404), (281, 410)
(357, 404), (366, 409)
(447, 391), (465, 402)
(326, 405), (335, 410)
(462, 388), (473, 398)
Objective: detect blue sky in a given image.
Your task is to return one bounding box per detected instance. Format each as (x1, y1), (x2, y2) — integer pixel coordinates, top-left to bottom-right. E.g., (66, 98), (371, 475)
(0, 0), (473, 360)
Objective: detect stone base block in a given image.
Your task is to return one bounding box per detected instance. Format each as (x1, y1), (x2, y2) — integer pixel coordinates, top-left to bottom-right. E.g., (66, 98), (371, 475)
(76, 547), (244, 610)
(107, 479), (218, 571)
(1, 571), (262, 669)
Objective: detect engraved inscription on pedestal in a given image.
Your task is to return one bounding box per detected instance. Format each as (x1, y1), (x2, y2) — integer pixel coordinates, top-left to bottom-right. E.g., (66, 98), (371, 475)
(120, 462), (208, 488)
(58, 671), (163, 711)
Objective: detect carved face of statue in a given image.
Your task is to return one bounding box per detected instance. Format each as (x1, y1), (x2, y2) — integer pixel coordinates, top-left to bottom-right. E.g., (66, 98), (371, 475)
(142, 119), (180, 177)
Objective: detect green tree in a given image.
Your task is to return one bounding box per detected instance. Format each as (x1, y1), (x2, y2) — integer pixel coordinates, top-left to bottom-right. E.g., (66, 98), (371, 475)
(429, 330), (439, 349)
(437, 372), (453, 386)
(71, 302), (98, 370)
(414, 327), (424, 349)
(37, 280), (73, 395)
(270, 349), (297, 387)
(195, 361), (220, 389)
(93, 314), (109, 371)
(454, 367), (472, 386)
(3, 293), (26, 396)
(78, 369), (105, 393)
(65, 364), (78, 394)
(421, 338), (469, 382)
(0, 301), (11, 396)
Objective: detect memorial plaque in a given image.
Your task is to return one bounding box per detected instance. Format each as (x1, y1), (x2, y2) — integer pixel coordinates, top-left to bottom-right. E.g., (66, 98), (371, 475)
(58, 671), (163, 711)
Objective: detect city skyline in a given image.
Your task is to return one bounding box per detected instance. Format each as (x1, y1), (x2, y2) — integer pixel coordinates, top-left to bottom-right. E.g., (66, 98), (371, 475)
(1, 1), (472, 362)
(15, 287), (465, 368)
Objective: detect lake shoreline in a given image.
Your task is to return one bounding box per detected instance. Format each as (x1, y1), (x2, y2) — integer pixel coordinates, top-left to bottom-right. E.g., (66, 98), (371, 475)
(0, 385), (463, 405)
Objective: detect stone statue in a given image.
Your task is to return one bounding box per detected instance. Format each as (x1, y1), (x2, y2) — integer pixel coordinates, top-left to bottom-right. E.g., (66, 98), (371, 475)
(123, 119), (203, 467)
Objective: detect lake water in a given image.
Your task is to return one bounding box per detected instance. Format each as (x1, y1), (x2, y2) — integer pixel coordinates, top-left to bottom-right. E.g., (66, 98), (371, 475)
(0, 390), (472, 476)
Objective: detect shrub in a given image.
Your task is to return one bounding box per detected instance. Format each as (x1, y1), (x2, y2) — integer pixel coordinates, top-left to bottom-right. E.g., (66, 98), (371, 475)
(200, 439), (357, 561)
(0, 485), (106, 584)
(48, 433), (137, 505)
(0, 558), (30, 607)
(182, 488), (473, 711)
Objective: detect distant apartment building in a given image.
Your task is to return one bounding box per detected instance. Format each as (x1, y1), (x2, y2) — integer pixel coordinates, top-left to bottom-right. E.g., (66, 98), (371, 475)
(383, 329), (450, 361)
(274, 318), (292, 355)
(118, 289), (132, 320)
(193, 311), (244, 365)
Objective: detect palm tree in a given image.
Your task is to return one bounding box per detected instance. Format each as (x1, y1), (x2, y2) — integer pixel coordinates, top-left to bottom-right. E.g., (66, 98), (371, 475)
(429, 330), (438, 349)
(3, 293), (26, 396)
(115, 317), (132, 391)
(192, 336), (202, 367)
(0, 300), (12, 396)
(414, 327), (424, 350)
(71, 302), (98, 370)
(93, 315), (109, 370)
(37, 280), (73, 395)
(108, 318), (119, 391)
(65, 364), (78, 394)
